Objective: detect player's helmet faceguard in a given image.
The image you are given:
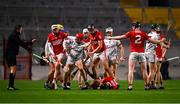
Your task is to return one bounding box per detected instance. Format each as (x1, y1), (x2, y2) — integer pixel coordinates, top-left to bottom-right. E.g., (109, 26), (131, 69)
(87, 24), (95, 34)
(151, 24), (160, 32)
(132, 22), (141, 28)
(51, 24), (59, 35)
(82, 28), (89, 38)
(83, 28), (89, 34)
(51, 24), (58, 31)
(106, 27), (113, 33)
(106, 27), (113, 36)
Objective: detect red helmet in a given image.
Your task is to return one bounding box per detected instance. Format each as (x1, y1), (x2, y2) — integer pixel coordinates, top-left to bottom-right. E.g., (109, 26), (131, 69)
(75, 33), (84, 40)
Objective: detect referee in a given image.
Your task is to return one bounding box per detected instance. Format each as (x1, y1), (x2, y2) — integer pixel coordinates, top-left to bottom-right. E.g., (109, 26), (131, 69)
(6, 25), (36, 90)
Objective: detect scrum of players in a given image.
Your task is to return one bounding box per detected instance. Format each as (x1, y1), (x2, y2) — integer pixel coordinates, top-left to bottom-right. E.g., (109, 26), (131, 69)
(42, 22), (170, 90)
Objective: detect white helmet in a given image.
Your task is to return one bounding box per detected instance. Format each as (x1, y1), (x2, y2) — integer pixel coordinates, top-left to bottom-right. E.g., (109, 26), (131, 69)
(51, 24), (58, 30)
(106, 27), (113, 33)
(82, 28), (89, 34)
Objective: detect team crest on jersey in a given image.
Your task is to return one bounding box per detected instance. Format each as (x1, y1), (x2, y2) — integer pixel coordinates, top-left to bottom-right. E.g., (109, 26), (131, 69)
(52, 39), (63, 45)
(91, 41), (98, 44)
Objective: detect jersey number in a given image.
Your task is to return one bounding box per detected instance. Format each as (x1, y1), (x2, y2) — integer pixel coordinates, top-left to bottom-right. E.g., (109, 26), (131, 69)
(135, 35), (142, 44)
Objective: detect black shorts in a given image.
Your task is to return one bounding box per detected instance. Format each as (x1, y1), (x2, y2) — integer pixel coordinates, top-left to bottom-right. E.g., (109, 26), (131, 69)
(6, 53), (16, 67)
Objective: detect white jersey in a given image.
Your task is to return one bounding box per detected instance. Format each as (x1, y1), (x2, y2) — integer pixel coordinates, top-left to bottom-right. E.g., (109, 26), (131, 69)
(145, 31), (159, 53)
(104, 39), (121, 57)
(63, 36), (84, 59)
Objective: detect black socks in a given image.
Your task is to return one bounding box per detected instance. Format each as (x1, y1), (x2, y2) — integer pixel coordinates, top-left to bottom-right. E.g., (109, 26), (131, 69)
(8, 73), (15, 88)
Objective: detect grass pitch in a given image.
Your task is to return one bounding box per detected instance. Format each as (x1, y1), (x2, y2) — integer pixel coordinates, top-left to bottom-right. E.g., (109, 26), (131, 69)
(0, 80), (180, 103)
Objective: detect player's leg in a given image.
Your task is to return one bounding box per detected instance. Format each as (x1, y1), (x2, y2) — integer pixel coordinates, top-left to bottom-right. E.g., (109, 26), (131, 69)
(76, 60), (89, 89)
(70, 68), (79, 80)
(156, 61), (161, 88)
(127, 57), (136, 90)
(52, 54), (65, 89)
(148, 63), (155, 88)
(92, 58), (100, 79)
(63, 56), (75, 89)
(156, 61), (164, 89)
(140, 62), (149, 90)
(101, 52), (114, 78)
(160, 72), (164, 89)
(147, 54), (156, 89)
(63, 64), (74, 89)
(44, 62), (55, 89)
(139, 53), (149, 90)
(83, 64), (95, 79)
(77, 72), (83, 87)
(148, 62), (156, 88)
(51, 61), (61, 89)
(111, 59), (118, 80)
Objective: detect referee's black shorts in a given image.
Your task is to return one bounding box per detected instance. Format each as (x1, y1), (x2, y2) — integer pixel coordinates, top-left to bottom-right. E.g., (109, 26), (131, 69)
(6, 53), (16, 67)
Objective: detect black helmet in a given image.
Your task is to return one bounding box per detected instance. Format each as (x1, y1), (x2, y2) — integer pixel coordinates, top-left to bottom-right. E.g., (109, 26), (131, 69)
(87, 24), (95, 33)
(132, 22), (141, 28)
(87, 24), (95, 30)
(151, 24), (160, 29)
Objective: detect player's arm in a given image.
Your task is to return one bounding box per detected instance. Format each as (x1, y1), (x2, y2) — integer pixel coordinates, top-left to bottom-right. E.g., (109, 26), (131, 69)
(44, 40), (49, 57)
(162, 40), (171, 58)
(106, 34), (127, 40)
(63, 40), (71, 54)
(47, 39), (55, 58)
(78, 42), (91, 48)
(118, 44), (125, 62)
(63, 40), (68, 52)
(90, 40), (103, 54)
(87, 40), (92, 52)
(149, 37), (169, 49)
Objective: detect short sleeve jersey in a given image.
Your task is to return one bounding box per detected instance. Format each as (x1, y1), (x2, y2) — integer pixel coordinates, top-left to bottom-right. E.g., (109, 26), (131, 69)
(48, 31), (67, 55)
(125, 29), (149, 52)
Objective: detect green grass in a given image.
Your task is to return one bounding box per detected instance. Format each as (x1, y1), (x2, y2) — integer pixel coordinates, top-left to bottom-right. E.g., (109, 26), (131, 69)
(0, 80), (180, 103)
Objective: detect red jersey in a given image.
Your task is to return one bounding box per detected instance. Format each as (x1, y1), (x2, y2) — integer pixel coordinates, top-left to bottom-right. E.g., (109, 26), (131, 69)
(125, 29), (149, 52)
(156, 34), (165, 58)
(48, 31), (67, 55)
(102, 76), (118, 89)
(83, 37), (90, 43)
(89, 31), (106, 53)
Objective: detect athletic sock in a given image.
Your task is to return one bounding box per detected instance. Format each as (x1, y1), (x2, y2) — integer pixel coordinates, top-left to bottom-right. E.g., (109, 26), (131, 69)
(12, 73), (16, 88)
(8, 73), (14, 88)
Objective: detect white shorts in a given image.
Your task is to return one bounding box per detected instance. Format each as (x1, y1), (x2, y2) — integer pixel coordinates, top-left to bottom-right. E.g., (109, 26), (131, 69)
(52, 53), (67, 66)
(145, 52), (156, 63)
(93, 51), (107, 61)
(129, 52), (146, 63)
(66, 53), (84, 65)
(106, 48), (118, 63)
